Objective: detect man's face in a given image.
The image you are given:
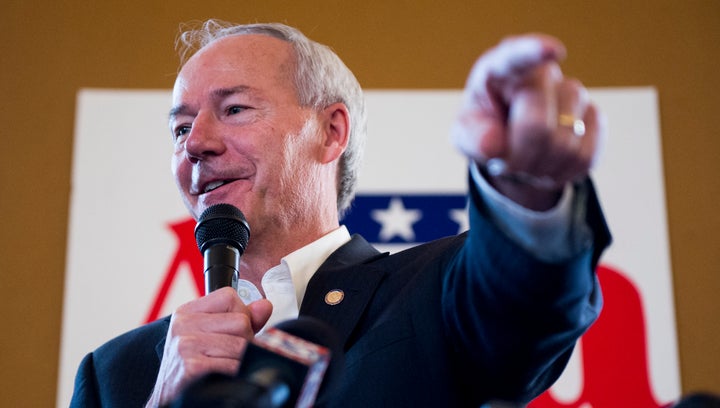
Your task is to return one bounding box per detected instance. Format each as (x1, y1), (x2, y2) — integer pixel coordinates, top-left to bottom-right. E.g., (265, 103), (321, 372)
(169, 35), (321, 239)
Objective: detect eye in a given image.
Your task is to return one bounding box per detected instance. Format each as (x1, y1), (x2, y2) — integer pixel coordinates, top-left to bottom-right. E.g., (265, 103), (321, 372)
(172, 125), (192, 141)
(227, 105), (248, 115)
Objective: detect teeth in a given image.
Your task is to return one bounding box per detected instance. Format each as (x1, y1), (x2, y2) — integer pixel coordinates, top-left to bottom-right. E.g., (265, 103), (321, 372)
(204, 180), (225, 193)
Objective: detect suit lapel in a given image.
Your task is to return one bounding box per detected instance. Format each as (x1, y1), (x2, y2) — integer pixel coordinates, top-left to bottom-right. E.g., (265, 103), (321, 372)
(299, 234), (388, 345)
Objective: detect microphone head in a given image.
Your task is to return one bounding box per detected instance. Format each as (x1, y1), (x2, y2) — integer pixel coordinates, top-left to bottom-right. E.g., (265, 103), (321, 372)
(195, 203), (250, 254)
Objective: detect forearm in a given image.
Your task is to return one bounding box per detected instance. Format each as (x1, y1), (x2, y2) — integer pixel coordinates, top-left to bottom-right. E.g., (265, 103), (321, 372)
(441, 175), (606, 400)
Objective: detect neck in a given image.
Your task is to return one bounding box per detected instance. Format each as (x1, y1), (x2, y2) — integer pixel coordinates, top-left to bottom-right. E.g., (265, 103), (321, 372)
(238, 214), (340, 291)
(239, 164), (342, 290)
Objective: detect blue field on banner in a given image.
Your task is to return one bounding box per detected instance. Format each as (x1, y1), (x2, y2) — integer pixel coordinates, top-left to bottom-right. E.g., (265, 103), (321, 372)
(341, 194), (469, 244)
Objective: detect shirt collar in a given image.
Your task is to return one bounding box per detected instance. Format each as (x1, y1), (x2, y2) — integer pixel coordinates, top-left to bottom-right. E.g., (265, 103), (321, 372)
(281, 225), (351, 308)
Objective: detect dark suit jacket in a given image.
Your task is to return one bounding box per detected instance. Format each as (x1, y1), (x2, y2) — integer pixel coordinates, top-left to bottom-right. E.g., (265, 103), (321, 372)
(70, 179), (611, 407)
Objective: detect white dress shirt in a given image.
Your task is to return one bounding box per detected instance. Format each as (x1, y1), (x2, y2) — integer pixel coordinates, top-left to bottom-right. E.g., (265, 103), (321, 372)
(235, 226), (352, 330)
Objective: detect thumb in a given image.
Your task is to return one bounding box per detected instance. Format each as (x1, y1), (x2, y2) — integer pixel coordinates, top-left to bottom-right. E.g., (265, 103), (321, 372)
(248, 299), (273, 333)
(452, 108), (508, 163)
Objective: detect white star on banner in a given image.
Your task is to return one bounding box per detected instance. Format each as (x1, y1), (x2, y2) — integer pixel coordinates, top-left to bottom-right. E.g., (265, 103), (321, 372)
(371, 197), (422, 242)
(449, 204), (469, 234)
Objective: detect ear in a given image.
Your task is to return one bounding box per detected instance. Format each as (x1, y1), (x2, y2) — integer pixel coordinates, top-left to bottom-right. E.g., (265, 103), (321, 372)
(318, 102), (350, 164)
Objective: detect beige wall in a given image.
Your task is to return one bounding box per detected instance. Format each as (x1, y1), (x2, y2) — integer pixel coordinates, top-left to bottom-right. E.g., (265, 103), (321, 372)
(2, 1), (718, 405)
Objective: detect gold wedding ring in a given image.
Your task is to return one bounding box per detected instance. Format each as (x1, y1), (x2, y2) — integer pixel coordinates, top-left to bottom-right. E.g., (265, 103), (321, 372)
(558, 114), (586, 137)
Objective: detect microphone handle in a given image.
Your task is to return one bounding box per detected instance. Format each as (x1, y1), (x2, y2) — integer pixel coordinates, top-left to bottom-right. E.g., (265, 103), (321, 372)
(204, 244), (240, 294)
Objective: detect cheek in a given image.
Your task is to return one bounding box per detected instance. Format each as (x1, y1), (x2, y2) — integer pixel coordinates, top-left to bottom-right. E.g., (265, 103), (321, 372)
(171, 154), (189, 189)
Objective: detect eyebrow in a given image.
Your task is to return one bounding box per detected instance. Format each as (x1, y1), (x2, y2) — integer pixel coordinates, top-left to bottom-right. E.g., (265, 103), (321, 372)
(168, 85), (253, 122)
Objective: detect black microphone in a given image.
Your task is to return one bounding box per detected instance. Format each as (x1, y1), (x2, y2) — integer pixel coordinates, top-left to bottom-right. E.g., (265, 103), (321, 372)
(170, 316), (344, 408)
(195, 203), (250, 295)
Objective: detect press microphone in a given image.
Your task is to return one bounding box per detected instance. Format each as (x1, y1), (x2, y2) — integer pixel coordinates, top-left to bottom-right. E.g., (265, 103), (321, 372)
(194, 203), (250, 295)
(169, 316), (344, 408)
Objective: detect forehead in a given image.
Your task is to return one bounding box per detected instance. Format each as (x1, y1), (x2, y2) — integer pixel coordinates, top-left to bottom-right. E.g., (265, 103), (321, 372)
(173, 34), (296, 99)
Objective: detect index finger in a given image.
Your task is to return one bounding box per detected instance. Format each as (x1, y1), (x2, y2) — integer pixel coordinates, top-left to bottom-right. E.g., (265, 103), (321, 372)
(465, 34), (567, 108)
(177, 286), (249, 314)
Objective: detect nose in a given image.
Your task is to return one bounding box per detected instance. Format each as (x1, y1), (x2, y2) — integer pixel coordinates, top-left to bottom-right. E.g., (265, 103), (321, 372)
(184, 111), (225, 162)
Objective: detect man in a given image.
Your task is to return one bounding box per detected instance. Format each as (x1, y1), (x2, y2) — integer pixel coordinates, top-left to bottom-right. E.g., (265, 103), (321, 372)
(71, 20), (610, 407)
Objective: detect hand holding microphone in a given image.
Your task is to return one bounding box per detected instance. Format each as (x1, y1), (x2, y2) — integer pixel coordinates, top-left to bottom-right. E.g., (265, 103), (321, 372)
(146, 204), (274, 407)
(169, 316), (345, 408)
(159, 205), (342, 407)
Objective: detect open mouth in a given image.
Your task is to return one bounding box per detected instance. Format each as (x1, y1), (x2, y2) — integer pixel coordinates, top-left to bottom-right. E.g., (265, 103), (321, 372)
(202, 179), (236, 194)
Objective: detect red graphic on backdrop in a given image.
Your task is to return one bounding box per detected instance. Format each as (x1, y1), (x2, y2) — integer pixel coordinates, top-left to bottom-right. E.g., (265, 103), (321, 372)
(146, 221), (669, 406)
(143, 219), (204, 323)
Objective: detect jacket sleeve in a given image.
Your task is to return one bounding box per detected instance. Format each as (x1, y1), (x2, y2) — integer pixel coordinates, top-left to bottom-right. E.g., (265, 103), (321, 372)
(67, 316), (169, 407)
(442, 176), (612, 402)
(70, 353), (102, 408)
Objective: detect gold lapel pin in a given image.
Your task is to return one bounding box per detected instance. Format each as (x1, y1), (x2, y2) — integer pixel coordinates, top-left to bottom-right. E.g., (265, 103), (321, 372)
(325, 289), (344, 305)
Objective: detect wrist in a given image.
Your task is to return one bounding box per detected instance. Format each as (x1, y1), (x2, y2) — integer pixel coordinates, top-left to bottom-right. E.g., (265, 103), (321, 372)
(477, 160), (563, 211)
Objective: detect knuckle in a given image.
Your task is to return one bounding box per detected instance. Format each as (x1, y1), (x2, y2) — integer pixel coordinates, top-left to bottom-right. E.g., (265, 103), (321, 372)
(174, 334), (198, 356)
